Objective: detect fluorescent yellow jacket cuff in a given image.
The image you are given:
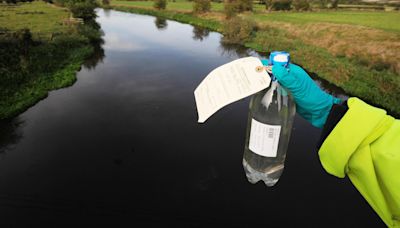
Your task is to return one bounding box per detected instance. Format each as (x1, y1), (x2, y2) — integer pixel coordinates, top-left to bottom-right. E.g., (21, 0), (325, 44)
(318, 97), (399, 227)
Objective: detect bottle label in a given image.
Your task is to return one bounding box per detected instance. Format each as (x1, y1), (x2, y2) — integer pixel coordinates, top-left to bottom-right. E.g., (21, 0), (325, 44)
(249, 119), (281, 157)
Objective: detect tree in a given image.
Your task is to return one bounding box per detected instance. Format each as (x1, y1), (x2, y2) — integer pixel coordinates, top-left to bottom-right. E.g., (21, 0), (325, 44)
(193, 0), (211, 13)
(263, 0), (274, 11)
(319, 0), (327, 8)
(154, 0), (167, 10)
(237, 0), (253, 11)
(223, 0), (252, 18)
(224, 0), (239, 18)
(66, 0), (99, 21)
(271, 0), (292, 10)
(330, 0), (339, 9)
(292, 0), (310, 10)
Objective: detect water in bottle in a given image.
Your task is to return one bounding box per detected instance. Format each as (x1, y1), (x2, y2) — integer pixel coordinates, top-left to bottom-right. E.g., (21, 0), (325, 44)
(242, 55), (296, 186)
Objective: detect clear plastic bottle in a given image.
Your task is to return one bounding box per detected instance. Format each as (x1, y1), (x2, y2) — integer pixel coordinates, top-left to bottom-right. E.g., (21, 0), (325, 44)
(242, 79), (296, 187)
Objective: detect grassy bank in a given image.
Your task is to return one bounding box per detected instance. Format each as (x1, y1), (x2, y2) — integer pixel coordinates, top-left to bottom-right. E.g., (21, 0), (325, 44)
(110, 2), (400, 117)
(0, 1), (98, 119)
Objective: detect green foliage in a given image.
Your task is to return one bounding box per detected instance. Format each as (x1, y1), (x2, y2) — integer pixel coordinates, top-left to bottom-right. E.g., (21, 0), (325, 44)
(111, 3), (400, 117)
(271, 0), (292, 10)
(0, 29), (94, 119)
(318, 0), (327, 8)
(223, 0), (238, 18)
(237, 0), (253, 11)
(245, 27), (400, 117)
(193, 0), (211, 13)
(78, 22), (103, 43)
(154, 0), (167, 9)
(223, 0), (252, 18)
(4, 0), (34, 3)
(263, 0), (274, 10)
(66, 0), (99, 20)
(222, 16), (256, 44)
(0, 1), (103, 119)
(330, 0), (338, 8)
(292, 0), (310, 10)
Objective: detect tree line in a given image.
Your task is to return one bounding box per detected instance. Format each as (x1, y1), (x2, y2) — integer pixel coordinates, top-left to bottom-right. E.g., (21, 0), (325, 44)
(153, 0), (364, 14)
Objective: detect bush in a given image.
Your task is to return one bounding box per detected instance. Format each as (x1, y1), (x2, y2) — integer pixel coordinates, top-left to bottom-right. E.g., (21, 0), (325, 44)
(154, 0), (167, 10)
(67, 0), (99, 21)
(223, 0), (252, 17)
(237, 0), (252, 11)
(222, 16), (256, 44)
(271, 0), (292, 10)
(77, 23), (103, 43)
(292, 0), (310, 10)
(193, 0), (211, 13)
(262, 0), (273, 10)
(224, 0), (238, 18)
(330, 0), (338, 8)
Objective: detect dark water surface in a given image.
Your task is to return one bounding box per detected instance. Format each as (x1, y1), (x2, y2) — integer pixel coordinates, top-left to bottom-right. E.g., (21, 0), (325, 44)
(0, 9), (384, 227)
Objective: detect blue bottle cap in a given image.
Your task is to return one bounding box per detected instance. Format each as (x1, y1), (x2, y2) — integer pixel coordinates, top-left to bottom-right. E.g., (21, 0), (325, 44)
(269, 51), (290, 67)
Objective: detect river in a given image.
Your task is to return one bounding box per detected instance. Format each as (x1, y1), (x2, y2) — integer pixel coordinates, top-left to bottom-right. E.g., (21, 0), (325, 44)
(0, 9), (383, 226)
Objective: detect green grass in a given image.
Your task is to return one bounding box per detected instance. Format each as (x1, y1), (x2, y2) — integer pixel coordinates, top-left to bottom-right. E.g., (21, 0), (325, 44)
(0, 1), (96, 119)
(246, 30), (400, 115)
(112, 1), (400, 32)
(0, 1), (71, 39)
(112, 0), (265, 12)
(0, 45), (93, 119)
(110, 3), (400, 117)
(252, 11), (400, 33)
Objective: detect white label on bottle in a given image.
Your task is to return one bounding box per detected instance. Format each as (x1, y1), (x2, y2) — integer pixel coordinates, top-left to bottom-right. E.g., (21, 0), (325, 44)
(248, 119), (281, 157)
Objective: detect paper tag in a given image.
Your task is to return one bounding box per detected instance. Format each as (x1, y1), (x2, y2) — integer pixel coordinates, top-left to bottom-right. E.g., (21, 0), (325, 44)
(248, 119), (281, 157)
(194, 57), (271, 123)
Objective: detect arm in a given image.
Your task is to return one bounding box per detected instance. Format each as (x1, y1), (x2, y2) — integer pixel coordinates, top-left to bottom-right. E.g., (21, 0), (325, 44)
(261, 60), (341, 128)
(263, 55), (400, 226)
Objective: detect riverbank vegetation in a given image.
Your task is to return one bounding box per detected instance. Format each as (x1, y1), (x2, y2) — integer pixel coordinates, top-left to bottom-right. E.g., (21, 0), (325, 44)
(110, 0), (400, 116)
(0, 1), (103, 119)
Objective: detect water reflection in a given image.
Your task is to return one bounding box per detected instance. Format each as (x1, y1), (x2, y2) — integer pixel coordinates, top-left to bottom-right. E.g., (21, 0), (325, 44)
(83, 20), (105, 70)
(0, 118), (24, 154)
(218, 41), (253, 58)
(154, 17), (168, 30)
(103, 8), (112, 18)
(192, 26), (209, 41)
(0, 10), (382, 227)
(83, 38), (106, 70)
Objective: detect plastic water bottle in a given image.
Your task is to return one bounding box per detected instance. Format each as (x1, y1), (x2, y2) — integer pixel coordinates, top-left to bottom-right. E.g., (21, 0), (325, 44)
(242, 52), (296, 187)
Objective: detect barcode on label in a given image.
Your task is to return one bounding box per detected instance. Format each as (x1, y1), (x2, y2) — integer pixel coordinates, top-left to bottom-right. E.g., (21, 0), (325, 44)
(268, 128), (274, 139)
(248, 119), (281, 157)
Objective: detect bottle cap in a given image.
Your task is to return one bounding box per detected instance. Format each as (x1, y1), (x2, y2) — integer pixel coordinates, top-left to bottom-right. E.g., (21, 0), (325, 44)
(269, 51), (290, 67)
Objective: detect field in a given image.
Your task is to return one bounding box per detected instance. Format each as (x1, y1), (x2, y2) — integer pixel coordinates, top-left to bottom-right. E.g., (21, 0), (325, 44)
(112, 1), (400, 32)
(0, 1), (71, 39)
(252, 11), (400, 33)
(110, 1), (400, 116)
(0, 1), (95, 119)
(112, 0), (266, 12)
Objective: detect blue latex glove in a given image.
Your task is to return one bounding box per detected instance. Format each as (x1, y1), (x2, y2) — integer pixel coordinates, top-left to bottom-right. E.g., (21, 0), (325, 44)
(261, 60), (341, 128)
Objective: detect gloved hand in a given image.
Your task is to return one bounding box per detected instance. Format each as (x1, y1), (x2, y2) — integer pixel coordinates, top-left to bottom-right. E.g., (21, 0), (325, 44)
(261, 60), (341, 128)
